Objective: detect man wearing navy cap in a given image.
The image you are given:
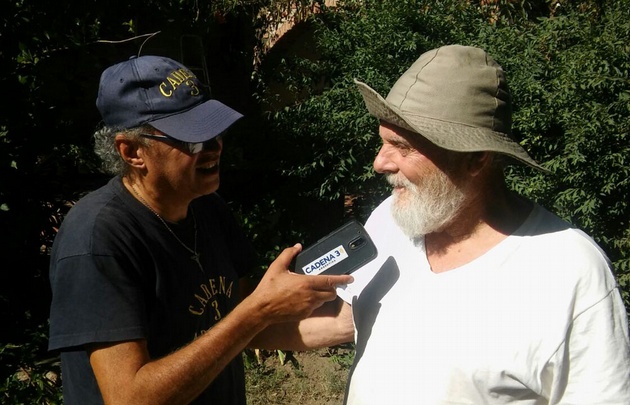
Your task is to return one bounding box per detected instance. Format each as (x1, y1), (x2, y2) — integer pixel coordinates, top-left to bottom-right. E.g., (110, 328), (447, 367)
(47, 55), (353, 405)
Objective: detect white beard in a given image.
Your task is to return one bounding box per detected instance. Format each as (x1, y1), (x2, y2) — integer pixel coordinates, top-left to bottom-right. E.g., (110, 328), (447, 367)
(387, 169), (466, 239)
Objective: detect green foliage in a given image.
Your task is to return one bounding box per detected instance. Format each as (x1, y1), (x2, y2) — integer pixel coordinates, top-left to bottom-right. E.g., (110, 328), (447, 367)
(327, 345), (355, 369)
(0, 324), (62, 404)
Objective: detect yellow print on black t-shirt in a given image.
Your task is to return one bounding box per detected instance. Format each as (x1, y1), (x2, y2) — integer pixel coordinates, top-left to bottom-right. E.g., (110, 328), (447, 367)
(188, 276), (235, 320)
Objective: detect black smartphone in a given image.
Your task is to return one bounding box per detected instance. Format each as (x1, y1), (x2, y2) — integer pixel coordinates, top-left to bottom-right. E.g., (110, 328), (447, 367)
(293, 219), (378, 276)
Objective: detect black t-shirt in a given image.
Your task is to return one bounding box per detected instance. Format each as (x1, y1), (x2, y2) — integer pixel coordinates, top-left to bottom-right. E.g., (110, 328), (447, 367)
(48, 176), (256, 405)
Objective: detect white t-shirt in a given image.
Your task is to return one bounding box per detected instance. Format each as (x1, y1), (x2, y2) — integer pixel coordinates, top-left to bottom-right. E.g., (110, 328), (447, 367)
(338, 196), (630, 405)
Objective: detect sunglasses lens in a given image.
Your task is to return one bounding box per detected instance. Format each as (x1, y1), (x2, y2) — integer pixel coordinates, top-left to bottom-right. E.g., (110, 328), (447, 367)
(169, 136), (222, 154)
(189, 142), (204, 154)
(200, 137), (222, 152)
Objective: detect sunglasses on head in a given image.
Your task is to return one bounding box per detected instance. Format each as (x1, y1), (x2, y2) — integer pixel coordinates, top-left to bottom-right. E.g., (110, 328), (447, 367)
(140, 133), (222, 154)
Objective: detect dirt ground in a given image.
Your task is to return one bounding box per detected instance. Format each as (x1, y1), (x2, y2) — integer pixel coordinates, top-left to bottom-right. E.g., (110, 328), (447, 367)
(244, 345), (354, 405)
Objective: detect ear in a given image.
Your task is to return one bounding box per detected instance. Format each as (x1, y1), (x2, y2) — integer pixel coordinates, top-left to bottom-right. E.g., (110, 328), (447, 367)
(466, 152), (493, 176)
(115, 134), (145, 169)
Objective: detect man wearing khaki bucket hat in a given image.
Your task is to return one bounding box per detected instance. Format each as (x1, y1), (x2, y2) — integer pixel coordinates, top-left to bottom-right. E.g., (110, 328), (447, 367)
(289, 45), (629, 404)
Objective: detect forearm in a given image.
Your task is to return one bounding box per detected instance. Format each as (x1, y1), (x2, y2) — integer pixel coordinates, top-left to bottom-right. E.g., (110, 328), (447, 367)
(162, 301), (269, 402)
(250, 298), (354, 351)
(93, 297), (269, 405)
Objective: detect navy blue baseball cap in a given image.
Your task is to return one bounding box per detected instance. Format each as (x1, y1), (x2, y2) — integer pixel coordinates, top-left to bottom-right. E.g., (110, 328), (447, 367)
(96, 55), (243, 142)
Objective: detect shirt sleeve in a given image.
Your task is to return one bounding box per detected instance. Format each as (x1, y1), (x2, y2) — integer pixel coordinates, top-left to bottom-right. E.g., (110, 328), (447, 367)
(544, 287), (630, 404)
(48, 254), (147, 351)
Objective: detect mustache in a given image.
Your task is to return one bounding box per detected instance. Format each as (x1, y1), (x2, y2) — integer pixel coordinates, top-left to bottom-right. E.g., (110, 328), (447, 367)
(386, 174), (413, 188)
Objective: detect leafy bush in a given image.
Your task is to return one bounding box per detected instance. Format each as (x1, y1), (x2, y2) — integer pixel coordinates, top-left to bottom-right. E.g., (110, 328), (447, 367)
(0, 324), (62, 404)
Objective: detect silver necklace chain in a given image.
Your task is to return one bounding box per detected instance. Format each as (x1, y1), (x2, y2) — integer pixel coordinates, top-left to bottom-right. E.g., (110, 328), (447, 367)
(130, 184), (203, 272)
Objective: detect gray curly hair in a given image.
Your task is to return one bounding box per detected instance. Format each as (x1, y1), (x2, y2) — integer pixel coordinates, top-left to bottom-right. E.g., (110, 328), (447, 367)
(93, 125), (151, 176)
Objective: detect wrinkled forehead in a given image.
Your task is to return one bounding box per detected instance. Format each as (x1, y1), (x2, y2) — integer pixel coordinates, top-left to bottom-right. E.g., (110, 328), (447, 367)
(379, 120), (440, 151)
(378, 120), (473, 171)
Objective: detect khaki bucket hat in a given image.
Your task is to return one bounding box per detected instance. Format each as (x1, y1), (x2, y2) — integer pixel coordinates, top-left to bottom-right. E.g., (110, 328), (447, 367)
(354, 44), (547, 172)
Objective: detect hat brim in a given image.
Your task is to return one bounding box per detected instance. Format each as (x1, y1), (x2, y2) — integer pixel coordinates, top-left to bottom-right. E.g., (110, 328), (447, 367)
(149, 99), (243, 142)
(354, 80), (548, 172)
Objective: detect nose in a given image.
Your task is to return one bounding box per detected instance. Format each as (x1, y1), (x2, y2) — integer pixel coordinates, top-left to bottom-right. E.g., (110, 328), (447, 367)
(373, 144), (397, 174)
